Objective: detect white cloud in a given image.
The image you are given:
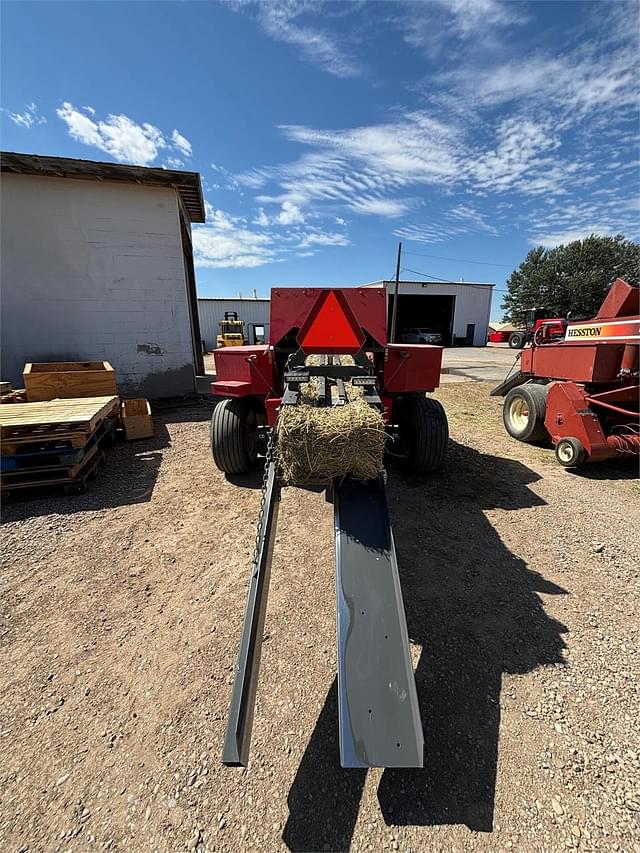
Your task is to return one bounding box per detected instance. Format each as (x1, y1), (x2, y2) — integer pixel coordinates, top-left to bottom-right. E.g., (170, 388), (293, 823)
(437, 0), (526, 36)
(165, 157), (184, 169)
(230, 1), (362, 77)
(335, 217), (346, 226)
(394, 202), (498, 244)
(276, 200), (305, 224)
(449, 204), (498, 235)
(530, 227), (620, 248)
(56, 102), (167, 165)
(171, 129), (192, 157)
(438, 43), (639, 117)
(399, 0), (527, 58)
(347, 197), (413, 217)
(253, 208), (270, 226)
(299, 231), (350, 248)
(192, 206), (277, 268)
(239, 109), (581, 225)
(5, 102), (46, 128)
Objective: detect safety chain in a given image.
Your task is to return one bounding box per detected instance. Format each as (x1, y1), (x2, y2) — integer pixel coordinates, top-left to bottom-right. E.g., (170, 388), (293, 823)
(250, 424), (280, 570)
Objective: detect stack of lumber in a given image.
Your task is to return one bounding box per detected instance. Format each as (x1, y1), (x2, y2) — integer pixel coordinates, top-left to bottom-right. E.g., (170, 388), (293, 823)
(0, 396), (119, 496)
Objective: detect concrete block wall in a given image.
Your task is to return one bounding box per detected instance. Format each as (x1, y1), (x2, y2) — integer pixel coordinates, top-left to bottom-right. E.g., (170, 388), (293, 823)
(1, 174), (196, 396)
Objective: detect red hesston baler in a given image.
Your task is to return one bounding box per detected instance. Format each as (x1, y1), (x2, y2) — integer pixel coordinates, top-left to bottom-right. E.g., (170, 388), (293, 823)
(492, 278), (640, 468)
(209, 286), (448, 769)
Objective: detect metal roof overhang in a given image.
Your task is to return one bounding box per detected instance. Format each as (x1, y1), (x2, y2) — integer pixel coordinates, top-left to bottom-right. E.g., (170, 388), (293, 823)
(1, 151), (206, 223)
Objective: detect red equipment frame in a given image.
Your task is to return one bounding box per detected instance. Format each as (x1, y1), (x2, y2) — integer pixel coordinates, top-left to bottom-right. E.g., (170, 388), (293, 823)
(211, 286), (443, 426)
(510, 279), (640, 465)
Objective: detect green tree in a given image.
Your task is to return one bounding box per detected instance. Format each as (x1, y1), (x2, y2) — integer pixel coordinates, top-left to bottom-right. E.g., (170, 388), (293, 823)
(502, 235), (640, 324)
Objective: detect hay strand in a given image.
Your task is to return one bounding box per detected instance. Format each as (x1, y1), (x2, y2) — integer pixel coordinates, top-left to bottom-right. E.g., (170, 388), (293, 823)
(277, 394), (384, 485)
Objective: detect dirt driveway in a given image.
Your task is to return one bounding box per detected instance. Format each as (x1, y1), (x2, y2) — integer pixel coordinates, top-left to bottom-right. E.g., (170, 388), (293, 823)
(1, 383), (638, 853)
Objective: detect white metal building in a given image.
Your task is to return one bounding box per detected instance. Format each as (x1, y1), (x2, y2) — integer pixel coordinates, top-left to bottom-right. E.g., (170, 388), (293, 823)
(198, 297), (270, 350)
(365, 279), (494, 346)
(1, 151), (206, 396)
(198, 280), (493, 350)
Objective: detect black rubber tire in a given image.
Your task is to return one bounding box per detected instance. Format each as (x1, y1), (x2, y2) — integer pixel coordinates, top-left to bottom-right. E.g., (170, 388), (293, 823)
(399, 395), (449, 473)
(210, 398), (259, 474)
(555, 436), (587, 468)
(503, 384), (549, 443)
(509, 332), (525, 348)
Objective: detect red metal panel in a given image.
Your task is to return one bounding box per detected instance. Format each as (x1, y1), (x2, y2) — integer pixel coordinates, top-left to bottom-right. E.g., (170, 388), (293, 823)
(383, 344), (442, 393)
(544, 382), (612, 461)
(297, 290), (365, 354)
(596, 278), (639, 319)
(213, 346), (275, 395)
(270, 287), (387, 348)
(522, 343), (625, 382)
(264, 397), (281, 427)
(211, 380), (253, 397)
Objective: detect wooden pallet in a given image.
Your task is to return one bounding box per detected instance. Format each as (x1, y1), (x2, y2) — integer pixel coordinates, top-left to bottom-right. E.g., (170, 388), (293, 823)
(0, 396), (119, 445)
(2, 441), (101, 485)
(1, 418), (116, 472)
(1, 448), (106, 497)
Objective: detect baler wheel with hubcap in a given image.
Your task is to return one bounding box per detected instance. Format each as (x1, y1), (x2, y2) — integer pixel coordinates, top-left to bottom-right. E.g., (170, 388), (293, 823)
(503, 383), (549, 443)
(555, 436), (587, 468)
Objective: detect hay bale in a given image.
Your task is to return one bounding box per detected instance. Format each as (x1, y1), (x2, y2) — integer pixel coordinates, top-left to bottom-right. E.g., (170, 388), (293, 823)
(277, 396), (384, 485)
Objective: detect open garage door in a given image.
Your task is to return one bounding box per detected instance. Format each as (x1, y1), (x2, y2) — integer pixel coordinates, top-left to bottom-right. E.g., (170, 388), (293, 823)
(389, 294), (456, 346)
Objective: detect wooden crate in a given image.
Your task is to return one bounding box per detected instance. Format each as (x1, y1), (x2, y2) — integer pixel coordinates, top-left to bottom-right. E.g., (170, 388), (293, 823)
(24, 361), (117, 402)
(122, 398), (153, 440)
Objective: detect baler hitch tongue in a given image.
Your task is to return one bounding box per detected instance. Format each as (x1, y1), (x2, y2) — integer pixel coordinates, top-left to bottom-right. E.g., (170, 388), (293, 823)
(221, 469), (424, 769)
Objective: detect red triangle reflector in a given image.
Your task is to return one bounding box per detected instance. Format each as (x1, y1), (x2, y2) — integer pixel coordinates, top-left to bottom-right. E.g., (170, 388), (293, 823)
(297, 290), (365, 354)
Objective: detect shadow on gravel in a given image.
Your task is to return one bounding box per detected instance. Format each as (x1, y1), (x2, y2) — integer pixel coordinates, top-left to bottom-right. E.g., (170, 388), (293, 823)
(565, 458), (639, 481)
(1, 404), (217, 520)
(282, 440), (568, 851)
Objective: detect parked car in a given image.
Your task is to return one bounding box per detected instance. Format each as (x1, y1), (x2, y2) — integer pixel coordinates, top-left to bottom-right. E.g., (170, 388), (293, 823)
(399, 327), (443, 345)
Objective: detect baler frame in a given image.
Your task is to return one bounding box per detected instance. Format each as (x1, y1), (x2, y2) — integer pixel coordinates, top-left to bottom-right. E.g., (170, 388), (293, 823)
(492, 278), (639, 467)
(212, 286), (448, 769)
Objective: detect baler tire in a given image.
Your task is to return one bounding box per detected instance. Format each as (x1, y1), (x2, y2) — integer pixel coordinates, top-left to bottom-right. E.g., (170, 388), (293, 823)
(503, 384), (549, 443)
(402, 395), (449, 473)
(509, 332), (525, 349)
(210, 398), (259, 474)
(555, 436), (586, 468)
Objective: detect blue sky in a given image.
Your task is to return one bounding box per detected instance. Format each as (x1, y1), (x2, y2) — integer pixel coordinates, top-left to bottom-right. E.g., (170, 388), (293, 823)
(2, 0), (638, 318)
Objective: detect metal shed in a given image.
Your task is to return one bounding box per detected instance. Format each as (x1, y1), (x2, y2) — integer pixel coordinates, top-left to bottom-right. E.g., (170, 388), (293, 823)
(198, 297), (271, 349)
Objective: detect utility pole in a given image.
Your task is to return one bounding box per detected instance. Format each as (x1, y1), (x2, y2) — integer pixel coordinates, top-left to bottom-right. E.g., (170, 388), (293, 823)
(390, 241), (402, 343)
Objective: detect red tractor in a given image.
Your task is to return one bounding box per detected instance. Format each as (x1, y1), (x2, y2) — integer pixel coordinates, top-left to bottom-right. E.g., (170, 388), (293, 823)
(507, 308), (566, 349)
(209, 286), (448, 769)
(493, 278), (640, 468)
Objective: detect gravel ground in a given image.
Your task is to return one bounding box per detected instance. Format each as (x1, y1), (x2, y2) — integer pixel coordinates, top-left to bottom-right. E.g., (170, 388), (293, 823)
(1, 382), (639, 853)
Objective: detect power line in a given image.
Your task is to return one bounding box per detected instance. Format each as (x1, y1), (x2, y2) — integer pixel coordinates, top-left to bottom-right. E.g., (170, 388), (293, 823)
(403, 249), (513, 269)
(399, 266), (509, 292)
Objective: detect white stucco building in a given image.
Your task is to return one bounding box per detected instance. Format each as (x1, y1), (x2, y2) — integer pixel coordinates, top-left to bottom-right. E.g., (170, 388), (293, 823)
(1, 151), (206, 396)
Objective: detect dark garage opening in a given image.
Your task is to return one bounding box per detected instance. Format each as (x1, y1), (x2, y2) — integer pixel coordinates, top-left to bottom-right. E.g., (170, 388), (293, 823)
(388, 294), (456, 346)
